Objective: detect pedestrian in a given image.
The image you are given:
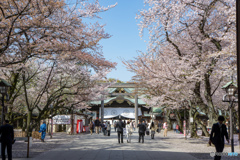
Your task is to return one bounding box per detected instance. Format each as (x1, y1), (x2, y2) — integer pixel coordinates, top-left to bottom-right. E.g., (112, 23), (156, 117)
(89, 121), (94, 135)
(114, 121), (117, 132)
(102, 122), (106, 136)
(137, 121), (146, 143)
(173, 122), (176, 133)
(39, 121), (47, 142)
(123, 120), (126, 128)
(126, 121), (133, 143)
(132, 121), (135, 131)
(107, 121), (111, 136)
(92, 120), (95, 133)
(176, 124), (179, 133)
(116, 119), (124, 143)
(163, 122), (168, 137)
(158, 121), (161, 133)
(150, 122), (156, 139)
(94, 117), (100, 134)
(0, 120), (14, 160)
(141, 120), (147, 135)
(209, 116), (229, 160)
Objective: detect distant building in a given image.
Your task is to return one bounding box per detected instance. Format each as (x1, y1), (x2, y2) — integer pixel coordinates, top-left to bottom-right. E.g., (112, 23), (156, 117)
(89, 83), (164, 123)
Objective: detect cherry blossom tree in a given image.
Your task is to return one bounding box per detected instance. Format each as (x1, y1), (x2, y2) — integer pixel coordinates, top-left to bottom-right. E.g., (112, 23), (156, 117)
(124, 0), (236, 137)
(2, 59), (113, 132)
(0, 0), (117, 132)
(0, 0), (116, 69)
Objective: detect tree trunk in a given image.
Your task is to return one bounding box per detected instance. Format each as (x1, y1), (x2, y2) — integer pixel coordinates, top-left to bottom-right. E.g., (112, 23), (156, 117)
(175, 110), (183, 133)
(190, 108), (199, 138)
(190, 122), (198, 138)
(196, 118), (210, 137)
(22, 117), (26, 132)
(26, 110), (33, 136)
(166, 109), (171, 128)
(202, 125), (210, 137)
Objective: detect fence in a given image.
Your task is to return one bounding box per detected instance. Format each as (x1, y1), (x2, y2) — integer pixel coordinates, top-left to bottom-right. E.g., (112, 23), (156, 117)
(14, 130), (41, 140)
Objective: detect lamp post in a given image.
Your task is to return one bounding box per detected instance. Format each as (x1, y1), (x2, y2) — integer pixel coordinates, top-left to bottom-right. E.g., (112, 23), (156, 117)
(222, 82), (238, 152)
(0, 79), (11, 125)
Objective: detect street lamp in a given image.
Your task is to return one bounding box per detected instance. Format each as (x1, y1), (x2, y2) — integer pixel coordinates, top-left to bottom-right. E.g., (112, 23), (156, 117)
(222, 81), (238, 152)
(0, 79), (11, 125)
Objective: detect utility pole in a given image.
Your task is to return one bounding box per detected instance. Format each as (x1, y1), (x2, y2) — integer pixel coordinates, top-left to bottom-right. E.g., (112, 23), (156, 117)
(101, 98), (104, 124)
(135, 94), (138, 125)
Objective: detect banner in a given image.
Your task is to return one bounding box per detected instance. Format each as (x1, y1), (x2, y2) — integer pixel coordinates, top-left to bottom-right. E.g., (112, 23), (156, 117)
(53, 115), (71, 124)
(99, 107), (142, 119)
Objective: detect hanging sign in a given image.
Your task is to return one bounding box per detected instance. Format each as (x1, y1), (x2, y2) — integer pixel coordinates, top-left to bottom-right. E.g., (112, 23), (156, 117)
(53, 115), (71, 124)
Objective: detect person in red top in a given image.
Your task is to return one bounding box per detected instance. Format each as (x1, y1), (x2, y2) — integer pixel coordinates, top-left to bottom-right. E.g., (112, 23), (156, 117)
(176, 124), (179, 133)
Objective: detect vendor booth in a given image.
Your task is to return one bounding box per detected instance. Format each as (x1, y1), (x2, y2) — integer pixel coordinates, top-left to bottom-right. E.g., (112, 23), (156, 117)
(48, 113), (91, 134)
(76, 120), (83, 133)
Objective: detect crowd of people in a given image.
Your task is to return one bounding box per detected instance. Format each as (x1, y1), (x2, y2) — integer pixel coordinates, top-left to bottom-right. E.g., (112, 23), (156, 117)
(88, 117), (183, 144)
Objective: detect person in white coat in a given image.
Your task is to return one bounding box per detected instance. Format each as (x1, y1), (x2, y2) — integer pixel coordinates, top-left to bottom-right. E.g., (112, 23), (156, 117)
(126, 121), (133, 143)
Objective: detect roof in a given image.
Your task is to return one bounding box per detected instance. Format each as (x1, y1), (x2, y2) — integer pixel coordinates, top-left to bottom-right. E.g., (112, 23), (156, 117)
(90, 85), (148, 106)
(90, 96), (146, 105)
(222, 81), (237, 89)
(0, 79), (11, 87)
(108, 83), (137, 88)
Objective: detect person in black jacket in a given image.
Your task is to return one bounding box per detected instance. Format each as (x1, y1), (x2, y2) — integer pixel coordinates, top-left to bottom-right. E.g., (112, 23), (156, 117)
(0, 120), (14, 160)
(94, 117), (100, 134)
(137, 121), (146, 143)
(116, 119), (124, 143)
(209, 116), (229, 160)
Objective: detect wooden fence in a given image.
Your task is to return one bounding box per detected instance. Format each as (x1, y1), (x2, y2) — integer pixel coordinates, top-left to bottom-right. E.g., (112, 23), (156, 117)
(14, 130), (41, 140)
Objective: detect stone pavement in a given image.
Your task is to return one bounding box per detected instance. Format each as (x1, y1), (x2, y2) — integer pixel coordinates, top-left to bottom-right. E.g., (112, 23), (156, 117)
(12, 129), (240, 160)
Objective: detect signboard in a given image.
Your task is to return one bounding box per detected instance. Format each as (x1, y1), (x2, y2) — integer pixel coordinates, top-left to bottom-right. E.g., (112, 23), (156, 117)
(53, 115), (71, 124)
(190, 117), (194, 123)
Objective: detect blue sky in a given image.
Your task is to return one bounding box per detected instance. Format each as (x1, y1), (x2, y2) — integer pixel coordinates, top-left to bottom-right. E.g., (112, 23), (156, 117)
(97, 0), (148, 82)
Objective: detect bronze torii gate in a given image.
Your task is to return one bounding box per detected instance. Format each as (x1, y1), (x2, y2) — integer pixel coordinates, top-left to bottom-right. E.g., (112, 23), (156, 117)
(100, 83), (139, 124)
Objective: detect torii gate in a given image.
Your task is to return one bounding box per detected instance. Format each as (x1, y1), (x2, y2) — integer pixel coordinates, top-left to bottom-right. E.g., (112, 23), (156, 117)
(100, 83), (140, 124)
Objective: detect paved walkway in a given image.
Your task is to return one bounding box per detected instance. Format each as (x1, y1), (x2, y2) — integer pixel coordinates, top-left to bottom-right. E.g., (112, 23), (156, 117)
(13, 129), (240, 160)
(13, 129), (198, 160)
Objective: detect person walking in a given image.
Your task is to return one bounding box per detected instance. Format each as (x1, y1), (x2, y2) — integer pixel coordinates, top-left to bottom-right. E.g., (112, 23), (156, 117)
(116, 119), (124, 143)
(142, 120), (149, 136)
(107, 121), (111, 136)
(102, 122), (106, 136)
(137, 121), (146, 143)
(92, 121), (95, 133)
(0, 120), (14, 160)
(150, 122), (156, 139)
(132, 121), (135, 131)
(163, 122), (168, 137)
(89, 121), (94, 135)
(39, 121), (47, 142)
(126, 121), (133, 143)
(114, 121), (117, 132)
(176, 124), (179, 133)
(209, 116), (229, 160)
(158, 121), (161, 133)
(173, 122), (176, 133)
(94, 117), (100, 134)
